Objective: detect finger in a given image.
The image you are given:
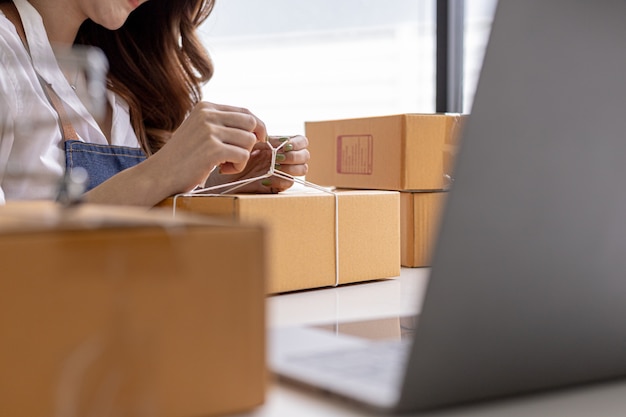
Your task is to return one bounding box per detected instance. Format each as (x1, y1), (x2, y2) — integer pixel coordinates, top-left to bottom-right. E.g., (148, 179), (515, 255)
(213, 126), (258, 151)
(252, 116), (267, 143)
(199, 102), (266, 142)
(252, 141), (272, 152)
(266, 135), (292, 148)
(216, 144), (251, 174)
(260, 177), (295, 194)
(204, 109), (258, 132)
(275, 149), (310, 165)
(290, 135), (309, 149)
(267, 135), (308, 151)
(203, 102), (256, 115)
(274, 163), (308, 177)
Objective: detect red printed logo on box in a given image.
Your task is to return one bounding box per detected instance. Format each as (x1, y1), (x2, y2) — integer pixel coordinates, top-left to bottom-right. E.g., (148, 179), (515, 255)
(336, 134), (373, 175)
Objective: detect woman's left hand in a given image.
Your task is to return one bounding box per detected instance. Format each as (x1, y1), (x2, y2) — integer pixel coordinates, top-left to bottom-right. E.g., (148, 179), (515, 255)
(205, 134), (310, 193)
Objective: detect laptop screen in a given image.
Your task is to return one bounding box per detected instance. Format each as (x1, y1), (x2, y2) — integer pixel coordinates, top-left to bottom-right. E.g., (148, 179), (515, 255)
(398, 0), (626, 411)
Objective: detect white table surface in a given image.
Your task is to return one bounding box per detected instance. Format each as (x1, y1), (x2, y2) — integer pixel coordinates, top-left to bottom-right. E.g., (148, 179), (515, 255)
(234, 268), (626, 417)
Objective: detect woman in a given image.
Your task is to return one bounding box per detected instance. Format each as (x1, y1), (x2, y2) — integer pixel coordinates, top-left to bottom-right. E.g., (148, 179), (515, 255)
(0, 0), (309, 205)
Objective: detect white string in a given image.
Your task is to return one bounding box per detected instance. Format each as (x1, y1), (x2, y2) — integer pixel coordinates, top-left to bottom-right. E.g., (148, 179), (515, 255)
(171, 139), (341, 287)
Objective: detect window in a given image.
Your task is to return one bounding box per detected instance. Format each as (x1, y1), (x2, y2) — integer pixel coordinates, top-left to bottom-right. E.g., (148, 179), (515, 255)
(463, 0), (498, 112)
(199, 0), (436, 135)
(198, 0), (498, 133)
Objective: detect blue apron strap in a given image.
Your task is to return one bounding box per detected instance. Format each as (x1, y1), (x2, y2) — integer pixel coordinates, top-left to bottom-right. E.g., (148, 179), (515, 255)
(65, 140), (147, 191)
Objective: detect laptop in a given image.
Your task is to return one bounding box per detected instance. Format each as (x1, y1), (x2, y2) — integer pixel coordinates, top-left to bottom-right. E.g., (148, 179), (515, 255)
(269, 0), (626, 412)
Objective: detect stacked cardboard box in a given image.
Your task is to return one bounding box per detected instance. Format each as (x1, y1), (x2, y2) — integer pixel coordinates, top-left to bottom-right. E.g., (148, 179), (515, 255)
(0, 201), (266, 417)
(157, 189), (400, 294)
(305, 113), (466, 267)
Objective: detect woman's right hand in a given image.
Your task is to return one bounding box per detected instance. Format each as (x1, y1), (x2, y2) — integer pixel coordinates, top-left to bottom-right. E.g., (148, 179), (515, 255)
(151, 101), (267, 195)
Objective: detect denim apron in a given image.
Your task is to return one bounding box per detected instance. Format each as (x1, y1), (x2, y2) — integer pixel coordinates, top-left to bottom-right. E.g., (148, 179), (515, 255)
(65, 140), (147, 191)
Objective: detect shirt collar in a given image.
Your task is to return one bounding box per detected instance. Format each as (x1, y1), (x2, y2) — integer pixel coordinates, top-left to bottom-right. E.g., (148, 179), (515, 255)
(12, 0), (107, 139)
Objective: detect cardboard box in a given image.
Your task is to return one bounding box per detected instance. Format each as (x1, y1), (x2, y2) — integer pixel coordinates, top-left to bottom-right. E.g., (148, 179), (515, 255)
(305, 113), (466, 191)
(157, 189), (401, 294)
(0, 202), (266, 417)
(401, 191), (448, 267)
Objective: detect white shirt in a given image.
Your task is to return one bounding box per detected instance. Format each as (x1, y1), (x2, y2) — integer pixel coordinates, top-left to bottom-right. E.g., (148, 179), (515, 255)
(0, 0), (141, 203)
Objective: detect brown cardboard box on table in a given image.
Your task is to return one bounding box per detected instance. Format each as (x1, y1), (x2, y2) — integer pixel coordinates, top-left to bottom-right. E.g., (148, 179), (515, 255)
(0, 201), (266, 417)
(401, 191), (448, 267)
(157, 189), (401, 294)
(305, 113), (466, 191)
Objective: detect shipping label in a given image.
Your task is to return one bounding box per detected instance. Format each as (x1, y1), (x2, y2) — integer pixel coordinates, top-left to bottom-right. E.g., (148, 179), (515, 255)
(336, 134), (373, 175)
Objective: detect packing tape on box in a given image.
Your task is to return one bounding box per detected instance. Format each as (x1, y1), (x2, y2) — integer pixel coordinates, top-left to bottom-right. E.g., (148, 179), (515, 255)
(170, 138), (342, 287)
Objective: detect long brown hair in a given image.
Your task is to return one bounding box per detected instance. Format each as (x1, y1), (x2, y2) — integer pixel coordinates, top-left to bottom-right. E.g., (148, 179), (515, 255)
(76, 0), (215, 155)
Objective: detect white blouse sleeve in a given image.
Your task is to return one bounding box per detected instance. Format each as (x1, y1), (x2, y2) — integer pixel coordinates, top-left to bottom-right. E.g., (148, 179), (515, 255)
(0, 59), (17, 205)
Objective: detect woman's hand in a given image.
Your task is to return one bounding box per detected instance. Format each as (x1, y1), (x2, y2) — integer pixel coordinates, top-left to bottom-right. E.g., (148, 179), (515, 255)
(149, 101), (267, 196)
(205, 135), (310, 193)
(84, 101), (270, 206)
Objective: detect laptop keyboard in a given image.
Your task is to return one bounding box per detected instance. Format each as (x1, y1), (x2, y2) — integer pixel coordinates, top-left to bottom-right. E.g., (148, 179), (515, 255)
(285, 339), (412, 388)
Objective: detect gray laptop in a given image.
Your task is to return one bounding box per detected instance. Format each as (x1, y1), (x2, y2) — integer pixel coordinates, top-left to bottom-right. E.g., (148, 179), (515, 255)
(270, 0), (626, 412)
